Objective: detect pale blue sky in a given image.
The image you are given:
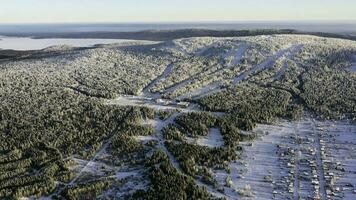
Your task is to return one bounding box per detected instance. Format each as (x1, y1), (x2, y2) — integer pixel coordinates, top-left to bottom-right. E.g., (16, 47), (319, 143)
(1, 0), (355, 23)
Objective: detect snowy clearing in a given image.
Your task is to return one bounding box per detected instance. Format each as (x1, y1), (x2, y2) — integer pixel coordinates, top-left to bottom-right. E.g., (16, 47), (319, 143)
(196, 128), (225, 148)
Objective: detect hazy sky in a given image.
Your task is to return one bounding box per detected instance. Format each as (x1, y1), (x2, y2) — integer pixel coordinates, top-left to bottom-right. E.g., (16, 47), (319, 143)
(1, 0), (356, 23)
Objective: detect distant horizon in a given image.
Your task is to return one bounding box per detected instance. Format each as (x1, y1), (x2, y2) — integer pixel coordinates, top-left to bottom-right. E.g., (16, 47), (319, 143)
(0, 21), (355, 35)
(1, 20), (356, 25)
(1, 0), (356, 23)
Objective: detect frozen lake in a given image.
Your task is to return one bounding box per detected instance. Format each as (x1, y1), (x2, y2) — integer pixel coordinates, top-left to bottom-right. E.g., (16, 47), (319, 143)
(0, 36), (137, 50)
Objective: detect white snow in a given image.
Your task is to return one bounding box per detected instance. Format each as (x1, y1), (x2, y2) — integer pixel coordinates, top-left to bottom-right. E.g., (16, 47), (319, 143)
(114, 171), (139, 180)
(195, 41), (219, 56)
(273, 44), (304, 80)
(348, 65), (356, 72)
(347, 56), (356, 72)
(199, 117), (356, 200)
(175, 44), (248, 100)
(178, 81), (222, 100)
(141, 63), (175, 97)
(317, 120), (356, 200)
(224, 44), (248, 67)
(132, 135), (157, 143)
(196, 128), (224, 148)
(164, 78), (193, 94)
(105, 95), (192, 111)
(233, 44), (300, 85)
(228, 121), (295, 200)
(0, 35), (146, 51)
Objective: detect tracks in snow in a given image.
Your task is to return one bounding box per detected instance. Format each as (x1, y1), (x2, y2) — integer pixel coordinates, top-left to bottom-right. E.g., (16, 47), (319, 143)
(164, 44), (248, 99)
(51, 137), (115, 196)
(310, 118), (328, 200)
(144, 43), (303, 101)
(320, 120), (356, 199)
(142, 111), (230, 199)
(292, 123), (301, 200)
(175, 44), (248, 100)
(224, 43), (248, 68)
(201, 117), (353, 200)
(273, 44), (304, 80)
(68, 142), (111, 187)
(100, 40), (352, 199)
(106, 63), (354, 200)
(141, 62), (175, 97)
(51, 111), (134, 196)
(179, 44), (303, 100)
(233, 44), (303, 85)
(153, 113), (183, 171)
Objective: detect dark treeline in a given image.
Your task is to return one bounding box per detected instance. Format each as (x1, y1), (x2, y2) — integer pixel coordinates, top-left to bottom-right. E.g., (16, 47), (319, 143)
(0, 143), (74, 199)
(0, 61), (131, 198)
(131, 150), (219, 200)
(2, 29), (356, 42)
(109, 107), (156, 163)
(197, 84), (295, 130)
(174, 112), (255, 148)
(1, 30), (355, 199)
(62, 180), (110, 200)
(166, 141), (237, 177)
(175, 112), (217, 137)
(301, 69), (356, 120)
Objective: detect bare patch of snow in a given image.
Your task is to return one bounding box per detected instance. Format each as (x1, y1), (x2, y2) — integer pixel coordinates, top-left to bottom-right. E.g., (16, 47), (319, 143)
(113, 170), (140, 180)
(196, 128), (224, 148)
(347, 65), (356, 72)
(133, 135), (158, 143)
(105, 95), (194, 112)
(347, 55), (356, 72)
